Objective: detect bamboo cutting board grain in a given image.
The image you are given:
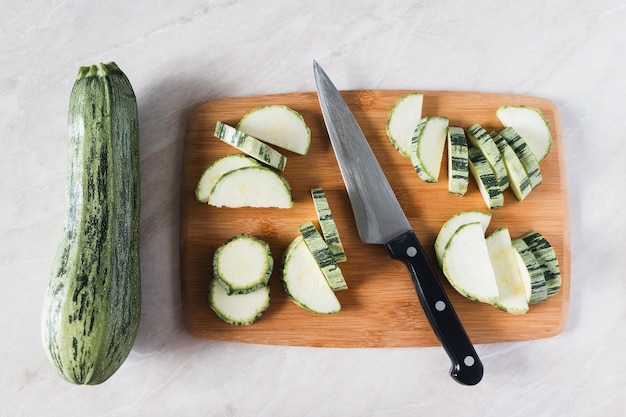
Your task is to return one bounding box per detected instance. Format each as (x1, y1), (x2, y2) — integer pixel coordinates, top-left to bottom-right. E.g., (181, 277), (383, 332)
(180, 90), (570, 347)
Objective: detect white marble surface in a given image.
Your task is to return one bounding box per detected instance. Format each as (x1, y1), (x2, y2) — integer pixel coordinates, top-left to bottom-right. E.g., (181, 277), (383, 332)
(2, 0), (624, 415)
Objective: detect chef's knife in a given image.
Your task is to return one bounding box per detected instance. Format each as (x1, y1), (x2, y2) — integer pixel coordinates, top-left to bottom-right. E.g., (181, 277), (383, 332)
(313, 61), (483, 386)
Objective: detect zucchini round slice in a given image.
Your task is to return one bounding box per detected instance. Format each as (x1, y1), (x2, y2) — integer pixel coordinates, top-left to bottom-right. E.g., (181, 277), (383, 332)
(213, 234), (273, 294)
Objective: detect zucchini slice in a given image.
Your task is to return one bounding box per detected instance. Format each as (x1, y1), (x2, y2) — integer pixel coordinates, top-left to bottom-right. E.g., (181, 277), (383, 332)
(299, 222), (348, 291)
(486, 228), (529, 314)
(512, 238), (548, 304)
(196, 154), (260, 203)
(410, 116), (449, 183)
(499, 127), (542, 189)
(213, 234), (273, 294)
(281, 236), (341, 314)
(442, 222), (499, 303)
(237, 105), (311, 155)
(435, 210), (492, 267)
(468, 147), (504, 209)
(214, 121), (287, 171)
(447, 126), (469, 196)
(386, 92), (424, 157)
(207, 166), (293, 208)
(496, 105), (552, 163)
(466, 124), (509, 191)
(310, 188), (347, 263)
(209, 278), (270, 325)
(520, 231), (561, 296)
(491, 131), (532, 201)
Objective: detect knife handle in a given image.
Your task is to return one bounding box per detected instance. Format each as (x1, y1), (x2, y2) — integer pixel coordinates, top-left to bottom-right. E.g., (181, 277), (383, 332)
(386, 230), (483, 386)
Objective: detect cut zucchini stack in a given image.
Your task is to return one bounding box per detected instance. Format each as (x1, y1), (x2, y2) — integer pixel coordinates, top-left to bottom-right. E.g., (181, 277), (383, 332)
(281, 188), (348, 314)
(385, 94), (553, 209)
(209, 234), (273, 325)
(198, 104), (312, 209)
(196, 154), (293, 208)
(436, 211), (562, 314)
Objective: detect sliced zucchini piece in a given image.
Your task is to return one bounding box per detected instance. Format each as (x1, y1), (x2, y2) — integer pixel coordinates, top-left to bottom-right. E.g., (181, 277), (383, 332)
(281, 236), (341, 314)
(208, 278), (270, 325)
(499, 127), (542, 189)
(214, 121), (287, 171)
(435, 210), (492, 267)
(520, 231), (561, 296)
(196, 154), (260, 203)
(207, 166), (293, 208)
(466, 124), (509, 190)
(496, 105), (552, 163)
(442, 222), (499, 304)
(447, 126), (469, 196)
(236, 105), (311, 155)
(512, 238), (548, 304)
(490, 131), (532, 201)
(299, 221), (347, 291)
(410, 116), (449, 182)
(310, 188), (347, 263)
(485, 228), (529, 314)
(213, 234), (273, 294)
(386, 92), (424, 157)
(468, 147), (504, 209)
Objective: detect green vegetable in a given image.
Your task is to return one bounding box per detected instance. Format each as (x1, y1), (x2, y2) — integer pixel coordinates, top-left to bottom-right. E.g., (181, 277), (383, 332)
(446, 126), (470, 196)
(496, 105), (552, 163)
(213, 234), (273, 294)
(410, 116), (449, 183)
(207, 166), (293, 208)
(281, 236), (341, 314)
(41, 62), (140, 385)
(214, 121), (287, 171)
(386, 92), (424, 157)
(310, 188), (347, 263)
(196, 154), (260, 203)
(299, 221), (347, 291)
(209, 278), (270, 325)
(468, 147), (504, 209)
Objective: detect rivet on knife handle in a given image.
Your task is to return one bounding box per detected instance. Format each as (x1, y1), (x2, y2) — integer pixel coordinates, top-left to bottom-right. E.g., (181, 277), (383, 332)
(386, 231), (483, 385)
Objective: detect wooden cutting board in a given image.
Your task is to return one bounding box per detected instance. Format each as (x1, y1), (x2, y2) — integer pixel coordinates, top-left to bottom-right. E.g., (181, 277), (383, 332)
(180, 90), (570, 348)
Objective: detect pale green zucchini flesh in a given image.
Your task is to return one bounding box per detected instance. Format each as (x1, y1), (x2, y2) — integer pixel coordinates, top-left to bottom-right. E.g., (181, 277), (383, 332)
(236, 105), (311, 155)
(213, 234), (273, 294)
(41, 62), (141, 385)
(281, 236), (341, 314)
(386, 92), (424, 157)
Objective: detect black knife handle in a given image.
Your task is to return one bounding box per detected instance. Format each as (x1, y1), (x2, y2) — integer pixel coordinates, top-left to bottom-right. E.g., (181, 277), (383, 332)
(385, 230), (483, 386)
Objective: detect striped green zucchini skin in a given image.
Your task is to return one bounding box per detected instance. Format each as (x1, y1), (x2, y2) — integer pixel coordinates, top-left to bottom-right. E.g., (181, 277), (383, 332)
(41, 63), (140, 385)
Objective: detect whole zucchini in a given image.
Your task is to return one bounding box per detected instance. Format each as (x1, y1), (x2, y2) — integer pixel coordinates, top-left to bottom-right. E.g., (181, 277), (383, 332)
(41, 62), (141, 385)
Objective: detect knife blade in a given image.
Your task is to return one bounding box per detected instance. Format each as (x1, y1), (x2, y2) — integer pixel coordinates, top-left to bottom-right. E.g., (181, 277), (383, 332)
(313, 61), (483, 386)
